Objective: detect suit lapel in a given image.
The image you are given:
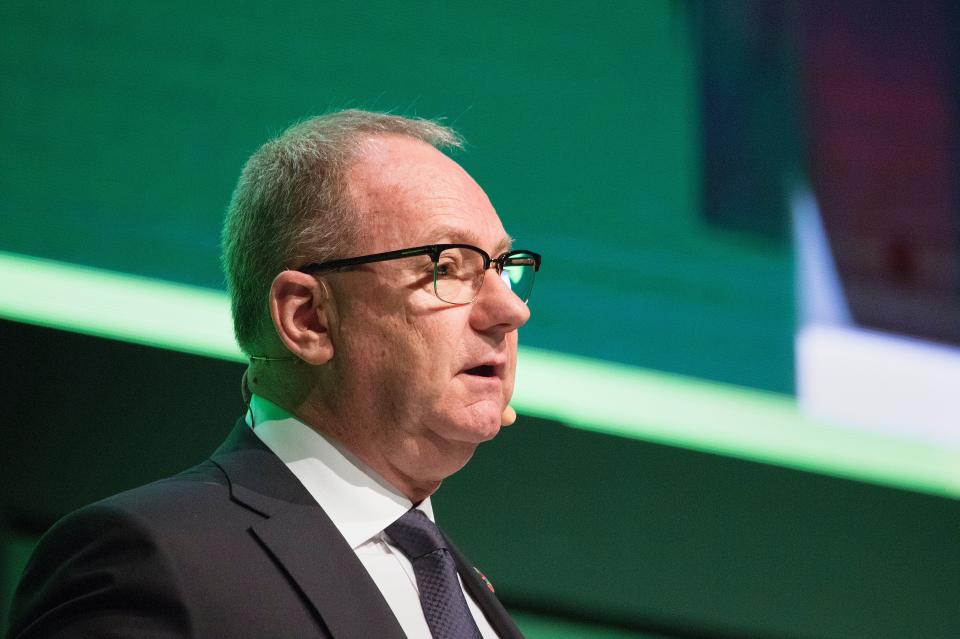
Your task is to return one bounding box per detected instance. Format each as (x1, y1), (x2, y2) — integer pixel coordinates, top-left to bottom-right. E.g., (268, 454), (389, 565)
(211, 421), (407, 639)
(448, 538), (526, 639)
(251, 506), (407, 639)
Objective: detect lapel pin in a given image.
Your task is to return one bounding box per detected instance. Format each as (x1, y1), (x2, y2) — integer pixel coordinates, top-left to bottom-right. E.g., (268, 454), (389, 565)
(474, 566), (495, 593)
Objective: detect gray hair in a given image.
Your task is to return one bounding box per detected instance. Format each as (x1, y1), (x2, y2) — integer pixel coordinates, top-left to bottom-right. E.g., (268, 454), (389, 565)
(221, 109), (463, 354)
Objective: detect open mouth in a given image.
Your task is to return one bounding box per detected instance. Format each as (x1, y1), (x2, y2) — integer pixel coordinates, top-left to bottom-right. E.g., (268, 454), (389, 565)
(463, 364), (497, 378)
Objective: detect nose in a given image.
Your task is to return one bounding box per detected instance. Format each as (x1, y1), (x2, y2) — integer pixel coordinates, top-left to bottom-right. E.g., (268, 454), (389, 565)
(469, 266), (531, 334)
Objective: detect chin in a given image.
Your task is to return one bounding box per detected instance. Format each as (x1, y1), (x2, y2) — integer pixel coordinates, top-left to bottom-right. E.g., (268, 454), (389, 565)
(460, 407), (503, 443)
(460, 416), (500, 444)
(434, 405), (502, 445)
(469, 420), (502, 444)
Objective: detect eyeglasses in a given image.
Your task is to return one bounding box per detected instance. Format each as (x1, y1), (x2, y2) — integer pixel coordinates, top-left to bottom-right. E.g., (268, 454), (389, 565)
(296, 243), (541, 305)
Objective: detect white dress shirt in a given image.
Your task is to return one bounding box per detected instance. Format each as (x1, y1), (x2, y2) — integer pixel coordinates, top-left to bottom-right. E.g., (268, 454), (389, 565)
(247, 394), (498, 639)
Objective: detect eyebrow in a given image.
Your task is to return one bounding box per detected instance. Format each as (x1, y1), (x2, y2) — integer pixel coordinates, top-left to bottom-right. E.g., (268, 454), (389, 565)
(424, 224), (514, 255)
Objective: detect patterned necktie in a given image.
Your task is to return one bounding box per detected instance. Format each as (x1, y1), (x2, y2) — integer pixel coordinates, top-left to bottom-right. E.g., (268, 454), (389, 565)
(386, 508), (484, 639)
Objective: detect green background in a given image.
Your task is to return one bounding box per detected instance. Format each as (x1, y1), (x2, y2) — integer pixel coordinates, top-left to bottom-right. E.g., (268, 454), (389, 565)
(2, 2), (956, 638)
(0, 0), (793, 391)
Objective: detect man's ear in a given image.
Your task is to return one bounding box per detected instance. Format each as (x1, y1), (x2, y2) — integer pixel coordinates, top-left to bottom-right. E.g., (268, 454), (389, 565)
(269, 271), (335, 365)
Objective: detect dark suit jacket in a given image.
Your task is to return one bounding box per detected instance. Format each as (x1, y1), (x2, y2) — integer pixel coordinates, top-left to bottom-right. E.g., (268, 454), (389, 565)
(8, 420), (524, 638)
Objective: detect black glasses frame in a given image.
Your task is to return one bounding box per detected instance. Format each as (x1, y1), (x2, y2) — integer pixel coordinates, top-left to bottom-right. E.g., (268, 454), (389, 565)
(296, 243), (542, 303)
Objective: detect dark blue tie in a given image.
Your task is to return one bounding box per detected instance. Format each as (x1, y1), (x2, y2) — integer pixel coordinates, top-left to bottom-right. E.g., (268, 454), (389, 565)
(386, 509), (484, 639)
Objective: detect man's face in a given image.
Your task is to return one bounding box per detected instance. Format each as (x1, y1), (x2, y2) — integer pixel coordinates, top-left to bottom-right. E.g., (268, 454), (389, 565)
(325, 135), (530, 473)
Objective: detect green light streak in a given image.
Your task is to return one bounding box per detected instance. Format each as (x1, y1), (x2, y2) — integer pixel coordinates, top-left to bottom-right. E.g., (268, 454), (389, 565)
(512, 348), (960, 498)
(2, 250), (958, 498)
(0, 251), (243, 363)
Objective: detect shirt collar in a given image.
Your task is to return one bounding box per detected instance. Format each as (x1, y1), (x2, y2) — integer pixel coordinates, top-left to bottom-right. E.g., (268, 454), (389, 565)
(247, 394), (434, 549)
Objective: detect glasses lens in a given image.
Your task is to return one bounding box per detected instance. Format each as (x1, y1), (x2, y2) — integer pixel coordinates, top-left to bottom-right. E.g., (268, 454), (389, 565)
(434, 247), (485, 303)
(501, 252), (538, 303)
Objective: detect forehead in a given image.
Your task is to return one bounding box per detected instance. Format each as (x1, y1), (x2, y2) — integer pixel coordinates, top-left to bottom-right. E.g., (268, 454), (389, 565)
(346, 135), (509, 253)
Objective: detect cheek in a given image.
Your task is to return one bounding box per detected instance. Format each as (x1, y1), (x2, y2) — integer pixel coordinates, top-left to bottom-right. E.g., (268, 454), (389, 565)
(340, 289), (475, 410)
(372, 325), (429, 380)
(365, 315), (447, 401)
(414, 309), (472, 370)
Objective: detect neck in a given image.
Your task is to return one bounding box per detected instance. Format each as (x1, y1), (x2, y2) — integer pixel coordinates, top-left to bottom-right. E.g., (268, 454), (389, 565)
(253, 385), (465, 503)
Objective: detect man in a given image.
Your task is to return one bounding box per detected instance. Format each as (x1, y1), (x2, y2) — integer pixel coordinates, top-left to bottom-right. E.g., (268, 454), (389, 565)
(8, 111), (540, 638)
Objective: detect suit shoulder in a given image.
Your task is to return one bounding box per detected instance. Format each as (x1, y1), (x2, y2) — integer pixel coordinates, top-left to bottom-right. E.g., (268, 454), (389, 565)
(8, 483), (199, 637)
(26, 458), (236, 573)
(99, 457), (230, 517)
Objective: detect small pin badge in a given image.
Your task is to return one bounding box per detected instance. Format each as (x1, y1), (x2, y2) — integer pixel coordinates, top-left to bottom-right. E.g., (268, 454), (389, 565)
(474, 566), (495, 593)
